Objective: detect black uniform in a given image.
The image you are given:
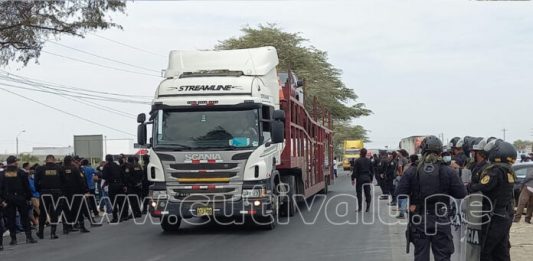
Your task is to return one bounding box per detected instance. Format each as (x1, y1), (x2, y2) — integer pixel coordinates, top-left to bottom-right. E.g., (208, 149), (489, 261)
(0, 166), (34, 243)
(35, 162), (62, 238)
(103, 161), (126, 222)
(124, 161), (142, 218)
(351, 157), (374, 211)
(385, 158), (397, 201)
(141, 159), (151, 214)
(59, 164), (90, 231)
(468, 163), (515, 261)
(396, 156), (467, 261)
(470, 160), (489, 185)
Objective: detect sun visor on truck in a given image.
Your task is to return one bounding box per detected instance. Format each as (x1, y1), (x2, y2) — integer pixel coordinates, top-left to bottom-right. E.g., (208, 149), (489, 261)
(164, 47), (279, 78)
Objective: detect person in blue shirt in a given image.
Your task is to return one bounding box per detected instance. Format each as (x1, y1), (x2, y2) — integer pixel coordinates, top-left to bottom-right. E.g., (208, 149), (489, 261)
(25, 163), (40, 228)
(81, 159), (99, 218)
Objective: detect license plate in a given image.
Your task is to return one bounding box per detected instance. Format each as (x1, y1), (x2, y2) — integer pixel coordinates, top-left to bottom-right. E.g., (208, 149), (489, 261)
(196, 207), (213, 216)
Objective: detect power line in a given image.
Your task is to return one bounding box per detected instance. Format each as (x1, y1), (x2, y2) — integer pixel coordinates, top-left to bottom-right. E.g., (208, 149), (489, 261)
(0, 77), (139, 119)
(9, 79), (137, 119)
(47, 41), (161, 73)
(0, 78), (150, 105)
(90, 33), (166, 57)
(0, 87), (135, 137)
(41, 50), (161, 78)
(0, 73), (151, 104)
(0, 70), (152, 99)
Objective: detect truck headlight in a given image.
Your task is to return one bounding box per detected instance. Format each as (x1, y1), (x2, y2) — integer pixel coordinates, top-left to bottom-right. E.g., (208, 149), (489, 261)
(242, 188), (267, 198)
(151, 190), (168, 199)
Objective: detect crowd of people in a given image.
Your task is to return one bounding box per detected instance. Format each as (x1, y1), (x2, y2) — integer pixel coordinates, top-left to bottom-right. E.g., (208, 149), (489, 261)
(0, 153), (151, 251)
(350, 136), (521, 261)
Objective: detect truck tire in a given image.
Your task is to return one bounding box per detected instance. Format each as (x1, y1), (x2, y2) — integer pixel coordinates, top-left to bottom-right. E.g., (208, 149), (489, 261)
(280, 175), (296, 217)
(319, 176), (329, 194)
(259, 177), (280, 230)
(161, 215), (181, 232)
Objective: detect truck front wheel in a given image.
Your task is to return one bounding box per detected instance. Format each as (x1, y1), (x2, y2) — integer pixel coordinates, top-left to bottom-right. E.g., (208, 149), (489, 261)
(161, 215), (181, 232)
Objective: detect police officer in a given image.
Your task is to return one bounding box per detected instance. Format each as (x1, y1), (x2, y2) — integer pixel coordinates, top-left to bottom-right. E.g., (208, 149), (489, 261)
(141, 154), (151, 214)
(451, 138), (469, 166)
(35, 155), (62, 239)
(467, 140), (516, 261)
(0, 156), (38, 245)
(103, 154), (127, 223)
(125, 156), (143, 218)
(351, 148), (374, 212)
(386, 152), (398, 205)
(60, 156), (90, 233)
(470, 138), (490, 185)
(396, 136), (467, 261)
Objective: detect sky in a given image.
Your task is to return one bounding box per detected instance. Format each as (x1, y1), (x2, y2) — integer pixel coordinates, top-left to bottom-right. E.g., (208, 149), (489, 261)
(1, 0), (533, 154)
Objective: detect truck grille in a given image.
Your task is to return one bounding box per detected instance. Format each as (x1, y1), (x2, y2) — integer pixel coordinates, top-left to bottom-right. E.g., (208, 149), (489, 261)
(170, 163), (238, 170)
(170, 172), (237, 179)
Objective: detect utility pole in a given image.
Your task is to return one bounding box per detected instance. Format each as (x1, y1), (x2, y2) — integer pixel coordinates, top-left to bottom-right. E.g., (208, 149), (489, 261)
(16, 130), (26, 155)
(502, 128), (507, 141)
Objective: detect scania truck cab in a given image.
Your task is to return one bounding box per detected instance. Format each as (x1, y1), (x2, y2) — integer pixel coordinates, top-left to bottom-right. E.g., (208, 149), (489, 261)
(137, 46), (333, 232)
(137, 47), (288, 231)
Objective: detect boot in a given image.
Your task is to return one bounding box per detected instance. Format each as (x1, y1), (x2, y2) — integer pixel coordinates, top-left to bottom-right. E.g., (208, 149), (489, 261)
(9, 237), (17, 246)
(365, 202), (371, 213)
(90, 217), (102, 227)
(0, 236), (3, 251)
(36, 231), (44, 239)
(26, 234), (37, 244)
(51, 225), (58, 239)
(79, 226), (90, 233)
(79, 222), (90, 233)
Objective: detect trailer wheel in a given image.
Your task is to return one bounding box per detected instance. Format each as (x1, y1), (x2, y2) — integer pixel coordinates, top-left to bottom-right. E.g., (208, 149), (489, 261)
(319, 176), (329, 194)
(161, 215), (181, 232)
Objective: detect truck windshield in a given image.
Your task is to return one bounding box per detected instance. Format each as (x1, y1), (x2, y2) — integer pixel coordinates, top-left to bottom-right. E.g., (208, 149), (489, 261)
(154, 109), (260, 150)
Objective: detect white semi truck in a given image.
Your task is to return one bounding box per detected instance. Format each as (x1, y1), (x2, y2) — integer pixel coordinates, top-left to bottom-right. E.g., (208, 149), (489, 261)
(137, 47), (333, 231)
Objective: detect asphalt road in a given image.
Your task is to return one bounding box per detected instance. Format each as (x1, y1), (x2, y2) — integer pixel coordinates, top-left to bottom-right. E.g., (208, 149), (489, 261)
(1, 172), (409, 261)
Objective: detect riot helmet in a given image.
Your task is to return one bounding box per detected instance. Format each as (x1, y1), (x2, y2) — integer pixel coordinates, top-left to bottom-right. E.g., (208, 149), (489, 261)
(449, 137), (461, 148)
(488, 141), (517, 164)
(420, 135), (443, 155)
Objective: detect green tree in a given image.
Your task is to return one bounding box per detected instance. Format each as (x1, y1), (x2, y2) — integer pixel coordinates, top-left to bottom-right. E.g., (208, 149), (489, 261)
(19, 153), (40, 164)
(0, 0), (126, 66)
(513, 140), (533, 151)
(216, 24), (371, 121)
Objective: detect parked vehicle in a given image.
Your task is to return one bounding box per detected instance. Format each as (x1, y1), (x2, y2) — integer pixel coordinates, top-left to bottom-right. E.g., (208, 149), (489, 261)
(136, 47), (333, 231)
(342, 140), (364, 170)
(512, 162), (533, 206)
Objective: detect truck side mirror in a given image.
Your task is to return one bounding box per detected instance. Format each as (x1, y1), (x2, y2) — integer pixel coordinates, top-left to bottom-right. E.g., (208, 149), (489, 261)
(296, 80), (304, 87)
(273, 110), (285, 122)
(271, 121), (284, 144)
(137, 124), (147, 145)
(137, 113), (146, 124)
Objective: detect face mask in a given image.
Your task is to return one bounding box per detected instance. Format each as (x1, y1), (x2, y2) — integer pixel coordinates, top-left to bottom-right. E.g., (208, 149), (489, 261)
(443, 156), (452, 163)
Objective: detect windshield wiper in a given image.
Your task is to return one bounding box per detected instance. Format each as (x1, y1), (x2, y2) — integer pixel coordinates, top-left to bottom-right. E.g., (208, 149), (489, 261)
(154, 144), (192, 151)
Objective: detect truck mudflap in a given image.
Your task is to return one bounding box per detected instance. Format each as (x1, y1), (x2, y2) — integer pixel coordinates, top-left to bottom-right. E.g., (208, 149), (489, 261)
(149, 198), (274, 219)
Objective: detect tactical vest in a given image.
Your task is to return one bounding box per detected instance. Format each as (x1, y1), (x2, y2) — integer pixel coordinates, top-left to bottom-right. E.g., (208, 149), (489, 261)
(414, 154), (448, 208)
(3, 167), (25, 197)
(38, 163), (61, 191)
